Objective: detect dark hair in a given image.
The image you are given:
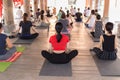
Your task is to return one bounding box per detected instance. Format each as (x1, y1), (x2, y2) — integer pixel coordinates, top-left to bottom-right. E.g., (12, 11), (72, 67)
(18, 6), (21, 9)
(23, 13), (28, 22)
(88, 7), (90, 10)
(78, 8), (80, 11)
(37, 8), (40, 11)
(55, 22), (63, 42)
(0, 23), (2, 29)
(96, 14), (101, 20)
(66, 10), (69, 17)
(95, 9), (98, 12)
(41, 10), (44, 20)
(91, 10), (95, 14)
(105, 22), (113, 34)
(61, 12), (66, 19)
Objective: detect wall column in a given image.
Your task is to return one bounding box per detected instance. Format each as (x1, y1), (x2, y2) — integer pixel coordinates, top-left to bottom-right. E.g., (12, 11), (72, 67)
(95, 0), (99, 9)
(103, 0), (110, 18)
(40, 0), (43, 10)
(40, 0), (47, 11)
(3, 0), (14, 25)
(90, 0), (92, 9)
(34, 0), (38, 14)
(45, 0), (47, 11)
(85, 0), (89, 7)
(23, 0), (30, 15)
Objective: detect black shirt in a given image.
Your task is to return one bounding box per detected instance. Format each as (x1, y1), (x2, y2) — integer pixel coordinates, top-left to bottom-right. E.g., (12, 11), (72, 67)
(19, 21), (32, 36)
(102, 34), (115, 52)
(75, 12), (82, 19)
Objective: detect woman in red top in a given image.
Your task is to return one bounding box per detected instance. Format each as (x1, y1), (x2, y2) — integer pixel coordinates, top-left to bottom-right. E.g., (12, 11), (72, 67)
(41, 22), (78, 64)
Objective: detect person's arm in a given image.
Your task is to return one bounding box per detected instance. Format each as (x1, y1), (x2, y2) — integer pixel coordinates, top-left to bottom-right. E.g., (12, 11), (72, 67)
(115, 36), (117, 49)
(96, 35), (103, 48)
(45, 16), (50, 23)
(65, 42), (70, 53)
(85, 14), (91, 23)
(91, 21), (96, 31)
(49, 43), (53, 53)
(31, 27), (39, 33)
(6, 37), (13, 49)
(16, 21), (22, 33)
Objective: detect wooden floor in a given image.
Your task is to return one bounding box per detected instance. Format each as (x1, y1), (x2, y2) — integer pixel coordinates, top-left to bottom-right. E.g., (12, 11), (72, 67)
(0, 17), (120, 80)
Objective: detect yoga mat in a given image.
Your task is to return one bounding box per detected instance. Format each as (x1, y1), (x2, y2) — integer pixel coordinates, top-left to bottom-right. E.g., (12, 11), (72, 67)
(85, 28), (100, 42)
(16, 46), (25, 52)
(92, 38), (100, 42)
(91, 52), (120, 76)
(0, 46), (25, 62)
(13, 39), (35, 44)
(39, 60), (72, 76)
(0, 62), (12, 72)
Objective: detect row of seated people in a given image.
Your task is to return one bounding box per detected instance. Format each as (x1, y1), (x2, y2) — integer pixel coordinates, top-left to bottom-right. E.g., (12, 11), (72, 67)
(85, 10), (103, 39)
(0, 21), (117, 63)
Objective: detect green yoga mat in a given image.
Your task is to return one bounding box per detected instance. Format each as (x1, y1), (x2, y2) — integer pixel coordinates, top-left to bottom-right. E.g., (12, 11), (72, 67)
(16, 46), (25, 52)
(0, 47), (25, 72)
(0, 62), (12, 72)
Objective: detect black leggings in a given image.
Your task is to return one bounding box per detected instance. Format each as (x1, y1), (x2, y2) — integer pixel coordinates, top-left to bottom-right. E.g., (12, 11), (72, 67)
(93, 47), (117, 60)
(41, 50), (78, 64)
(19, 33), (39, 40)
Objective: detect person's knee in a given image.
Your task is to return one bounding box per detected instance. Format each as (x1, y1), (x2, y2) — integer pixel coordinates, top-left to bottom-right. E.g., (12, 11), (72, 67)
(71, 50), (78, 56)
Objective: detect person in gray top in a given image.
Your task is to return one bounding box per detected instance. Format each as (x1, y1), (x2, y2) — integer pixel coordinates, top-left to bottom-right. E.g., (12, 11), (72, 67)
(91, 14), (103, 38)
(58, 12), (70, 34)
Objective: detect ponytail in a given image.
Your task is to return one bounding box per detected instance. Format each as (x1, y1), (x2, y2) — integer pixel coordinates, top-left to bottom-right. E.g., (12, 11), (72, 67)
(41, 14), (44, 20)
(41, 10), (44, 20)
(56, 32), (62, 42)
(55, 22), (63, 43)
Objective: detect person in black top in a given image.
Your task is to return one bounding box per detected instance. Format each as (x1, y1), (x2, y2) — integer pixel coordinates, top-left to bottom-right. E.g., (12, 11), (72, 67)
(46, 7), (52, 17)
(17, 13), (39, 40)
(36, 8), (41, 19)
(91, 22), (117, 60)
(75, 8), (82, 22)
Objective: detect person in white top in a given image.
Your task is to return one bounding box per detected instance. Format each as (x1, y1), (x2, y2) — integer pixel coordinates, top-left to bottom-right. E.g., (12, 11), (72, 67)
(85, 10), (96, 29)
(86, 7), (91, 17)
(70, 6), (74, 16)
(16, 6), (23, 19)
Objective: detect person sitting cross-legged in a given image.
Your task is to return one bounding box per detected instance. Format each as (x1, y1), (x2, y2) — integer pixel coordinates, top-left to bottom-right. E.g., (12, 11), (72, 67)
(90, 22), (117, 60)
(0, 23), (17, 60)
(41, 22), (78, 64)
(17, 13), (39, 40)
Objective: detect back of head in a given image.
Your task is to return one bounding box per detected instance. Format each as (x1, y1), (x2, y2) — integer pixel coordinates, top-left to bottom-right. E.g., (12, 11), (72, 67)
(78, 8), (80, 11)
(55, 22), (63, 42)
(37, 8), (40, 11)
(91, 10), (95, 15)
(23, 13), (28, 22)
(105, 22), (113, 34)
(96, 14), (101, 20)
(95, 9), (98, 12)
(18, 6), (21, 9)
(41, 10), (44, 20)
(0, 23), (2, 29)
(88, 7), (90, 10)
(61, 12), (66, 19)
(66, 10), (69, 17)
(41, 10), (44, 14)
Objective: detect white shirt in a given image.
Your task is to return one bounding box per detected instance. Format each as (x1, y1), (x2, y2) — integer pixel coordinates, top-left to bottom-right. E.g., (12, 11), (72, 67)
(88, 15), (96, 27)
(16, 9), (23, 18)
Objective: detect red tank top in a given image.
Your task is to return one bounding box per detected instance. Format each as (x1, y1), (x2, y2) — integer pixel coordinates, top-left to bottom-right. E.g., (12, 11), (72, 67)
(49, 34), (69, 50)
